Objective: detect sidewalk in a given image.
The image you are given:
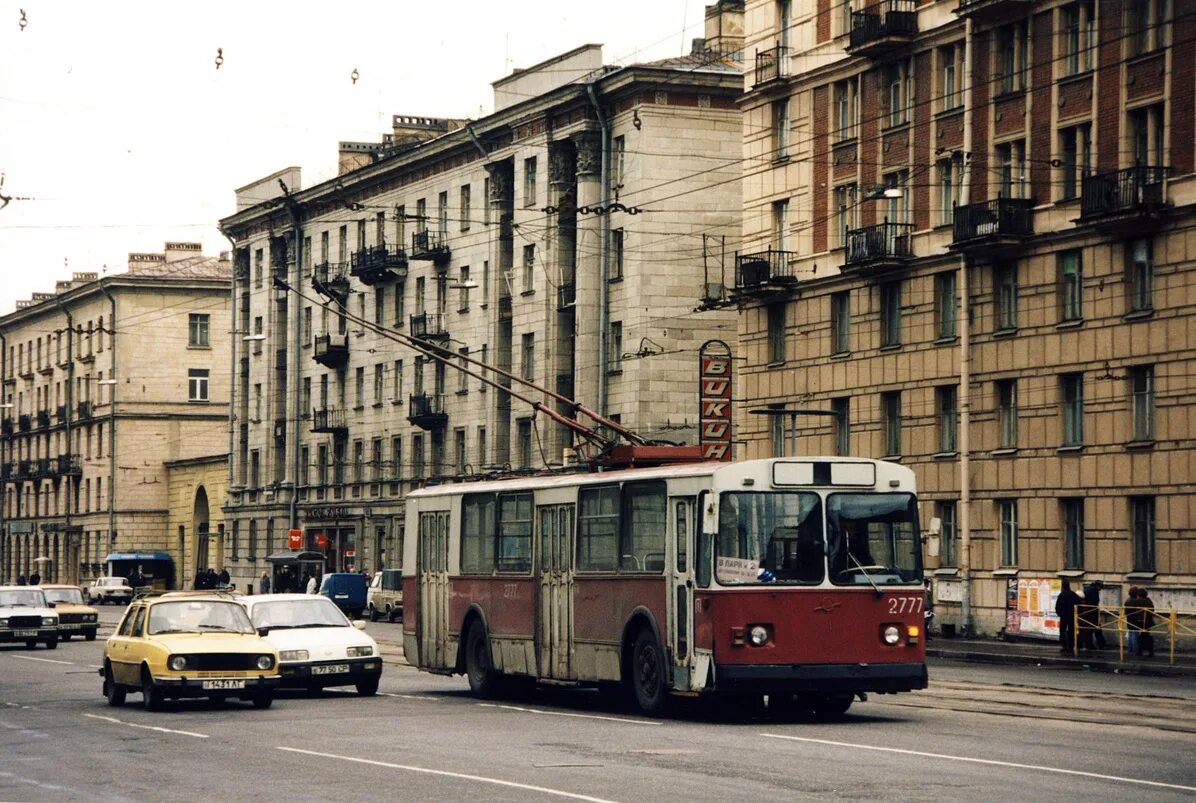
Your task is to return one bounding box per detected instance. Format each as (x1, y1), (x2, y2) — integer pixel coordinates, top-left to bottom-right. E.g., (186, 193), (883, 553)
(927, 635), (1196, 678)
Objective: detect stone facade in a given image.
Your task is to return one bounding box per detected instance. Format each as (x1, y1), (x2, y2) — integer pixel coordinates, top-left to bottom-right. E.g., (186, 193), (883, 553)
(164, 454), (228, 588)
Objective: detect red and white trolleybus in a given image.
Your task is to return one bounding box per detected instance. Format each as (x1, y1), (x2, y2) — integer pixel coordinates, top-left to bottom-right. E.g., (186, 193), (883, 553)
(402, 456), (928, 715)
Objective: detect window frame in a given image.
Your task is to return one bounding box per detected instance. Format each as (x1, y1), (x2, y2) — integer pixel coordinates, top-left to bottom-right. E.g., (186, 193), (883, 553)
(1059, 250), (1083, 322)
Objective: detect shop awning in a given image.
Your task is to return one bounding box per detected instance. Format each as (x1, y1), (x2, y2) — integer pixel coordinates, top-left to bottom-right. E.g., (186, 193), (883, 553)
(104, 552), (174, 563)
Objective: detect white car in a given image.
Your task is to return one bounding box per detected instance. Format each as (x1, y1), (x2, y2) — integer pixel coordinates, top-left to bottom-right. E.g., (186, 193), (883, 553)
(86, 577), (134, 605)
(238, 594), (382, 696)
(0, 586), (59, 649)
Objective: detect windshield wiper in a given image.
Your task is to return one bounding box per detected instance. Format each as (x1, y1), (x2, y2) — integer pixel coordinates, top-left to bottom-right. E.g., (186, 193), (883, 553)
(843, 549), (883, 598)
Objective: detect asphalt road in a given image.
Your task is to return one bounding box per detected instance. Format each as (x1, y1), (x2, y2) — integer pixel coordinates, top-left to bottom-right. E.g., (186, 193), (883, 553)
(1, 615), (1194, 802)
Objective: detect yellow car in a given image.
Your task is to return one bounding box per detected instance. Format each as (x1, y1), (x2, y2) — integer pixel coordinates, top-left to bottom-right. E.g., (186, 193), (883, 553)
(41, 584), (99, 641)
(101, 593), (280, 711)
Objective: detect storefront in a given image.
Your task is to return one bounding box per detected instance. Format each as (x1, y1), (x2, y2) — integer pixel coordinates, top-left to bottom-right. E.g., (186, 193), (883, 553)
(301, 505), (360, 574)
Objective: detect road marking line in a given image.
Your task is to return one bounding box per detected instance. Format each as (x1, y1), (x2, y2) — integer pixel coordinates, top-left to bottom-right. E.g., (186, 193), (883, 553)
(276, 746), (619, 802)
(478, 703), (662, 726)
(759, 733), (1196, 793)
(83, 713), (209, 739)
(9, 655), (74, 666)
(378, 692), (437, 701)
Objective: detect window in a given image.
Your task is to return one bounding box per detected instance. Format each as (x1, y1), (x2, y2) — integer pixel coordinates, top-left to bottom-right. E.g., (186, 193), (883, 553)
(317, 444), (329, 490)
(231, 521), (240, 560)
(188, 369), (209, 402)
(1131, 365), (1155, 441)
(457, 348), (468, 394)
(303, 306), (312, 344)
(459, 266), (470, 310)
(611, 229), (624, 280)
(833, 396), (850, 456)
(523, 157), (537, 207)
(461, 494), (496, 573)
(1062, 498), (1085, 569)
(370, 438), (383, 491)
(996, 20), (1029, 92)
(252, 316), (263, 355)
(375, 288), (385, 326)
(517, 420), (532, 469)
(522, 244), (535, 293)
(352, 440), (365, 488)
(1059, 250), (1083, 322)
(937, 501), (958, 567)
(415, 199), (427, 234)
(936, 271), (957, 340)
(1129, 104), (1165, 168)
(621, 482), (667, 572)
(253, 249), (263, 288)
(374, 364), (384, 406)
(253, 383), (262, 421)
(834, 78), (858, 141)
(299, 446), (310, 489)
(833, 184), (857, 247)
(1129, 0), (1167, 55)
(250, 449), (260, 490)
(1131, 496), (1156, 571)
(188, 314), (210, 347)
(612, 135), (626, 189)
(940, 43), (963, 110)
(772, 199), (789, 253)
(1059, 123), (1092, 200)
(1127, 239), (1153, 312)
(999, 500), (1018, 565)
(477, 427), (487, 468)
(994, 262), (1018, 331)
(355, 366), (365, 409)
(769, 403), (787, 457)
(303, 236), (311, 274)
(938, 156), (961, 226)
(884, 59), (912, 127)
(479, 345), (488, 392)
(937, 385), (958, 453)
(996, 139), (1027, 199)
(880, 281), (902, 347)
(248, 520), (258, 561)
(578, 486), (619, 572)
(1063, 2), (1095, 76)
(320, 231), (329, 264)
(767, 304), (786, 364)
(460, 184), (471, 231)
(496, 493), (533, 573)
(831, 291), (851, 354)
(882, 391), (902, 456)
(521, 333), (535, 382)
(1061, 373), (1085, 446)
(609, 321), (623, 371)
(454, 428), (467, 475)
(391, 437), (403, 487)
(996, 379), (1018, 449)
(772, 99), (790, 159)
(338, 224), (348, 264)
(437, 191), (448, 234)
(884, 171), (909, 224)
(412, 434), (425, 479)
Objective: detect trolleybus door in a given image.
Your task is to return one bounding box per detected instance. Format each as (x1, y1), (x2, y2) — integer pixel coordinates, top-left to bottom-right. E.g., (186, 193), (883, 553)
(536, 504), (574, 679)
(669, 497), (697, 690)
(418, 510), (451, 669)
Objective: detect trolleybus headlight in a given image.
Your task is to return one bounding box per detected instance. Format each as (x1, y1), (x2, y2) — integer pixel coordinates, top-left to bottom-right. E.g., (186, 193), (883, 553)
(168, 655), (189, 671)
(748, 625), (770, 647)
(883, 625), (901, 645)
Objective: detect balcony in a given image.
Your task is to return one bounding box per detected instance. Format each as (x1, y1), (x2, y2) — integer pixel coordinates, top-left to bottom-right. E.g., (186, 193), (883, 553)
(351, 245), (408, 285)
(36, 410), (51, 429)
(556, 283), (576, 311)
(56, 454), (82, 475)
(312, 261), (350, 302)
(1, 418), (12, 437)
(950, 198), (1034, 253)
(844, 222), (915, 273)
(310, 407), (348, 435)
(1079, 166), (1171, 228)
(407, 393), (448, 431)
(34, 457), (52, 478)
(18, 414), (32, 433)
(410, 312), (449, 342)
(410, 230), (451, 265)
(732, 249), (799, 299)
(56, 405), (68, 425)
(313, 332), (349, 369)
(847, 0), (917, 59)
(954, 0), (1035, 21)
(498, 295), (513, 321)
(754, 44), (788, 88)
(18, 459), (34, 480)
(77, 401), (93, 420)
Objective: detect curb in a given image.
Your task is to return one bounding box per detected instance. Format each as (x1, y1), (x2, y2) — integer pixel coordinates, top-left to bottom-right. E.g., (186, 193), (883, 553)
(928, 647), (1196, 678)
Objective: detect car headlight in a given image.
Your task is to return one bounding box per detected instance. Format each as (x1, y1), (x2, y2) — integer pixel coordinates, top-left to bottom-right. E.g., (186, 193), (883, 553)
(0, 618), (8, 627)
(168, 655), (189, 671)
(279, 650), (309, 662)
(256, 655), (275, 670)
(347, 645), (374, 658)
(42, 617), (57, 626)
(86, 614), (98, 622)
(748, 625), (770, 647)
(883, 625), (901, 645)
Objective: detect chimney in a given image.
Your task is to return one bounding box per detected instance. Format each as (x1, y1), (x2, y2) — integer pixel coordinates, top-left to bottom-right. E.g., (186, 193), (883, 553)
(72, 272), (98, 284)
(704, 0), (745, 59)
(164, 242), (202, 263)
(128, 252), (166, 272)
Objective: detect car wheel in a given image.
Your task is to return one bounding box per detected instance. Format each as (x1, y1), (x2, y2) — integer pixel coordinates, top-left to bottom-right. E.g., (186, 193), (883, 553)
(629, 628), (670, 717)
(464, 620), (501, 699)
(387, 607), (397, 623)
(368, 605), (380, 622)
(104, 667), (126, 707)
(251, 692), (273, 709)
(356, 677), (379, 697)
(141, 670), (164, 712)
(44, 638), (58, 650)
(85, 630), (97, 641)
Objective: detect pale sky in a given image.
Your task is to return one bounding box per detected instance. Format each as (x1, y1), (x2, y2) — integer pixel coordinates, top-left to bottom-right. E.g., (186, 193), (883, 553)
(0, 0), (708, 311)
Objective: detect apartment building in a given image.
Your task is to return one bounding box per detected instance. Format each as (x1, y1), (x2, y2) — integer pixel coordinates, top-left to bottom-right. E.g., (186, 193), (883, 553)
(218, 17), (745, 590)
(734, 0), (1195, 634)
(0, 244), (232, 587)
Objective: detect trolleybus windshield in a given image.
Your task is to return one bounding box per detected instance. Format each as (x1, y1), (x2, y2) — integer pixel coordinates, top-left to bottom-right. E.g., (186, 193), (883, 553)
(716, 492), (823, 584)
(826, 493), (921, 585)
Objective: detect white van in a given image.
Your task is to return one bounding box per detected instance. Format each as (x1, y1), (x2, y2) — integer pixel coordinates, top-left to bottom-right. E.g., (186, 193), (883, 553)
(367, 569), (403, 622)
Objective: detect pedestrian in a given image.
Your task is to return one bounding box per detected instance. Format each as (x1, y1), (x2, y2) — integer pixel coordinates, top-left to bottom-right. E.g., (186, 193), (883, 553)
(29, 570), (41, 586)
(193, 570), (203, 590)
(923, 578), (934, 641)
(1055, 578), (1081, 655)
(259, 571), (271, 595)
(16, 574), (25, 586)
(1138, 588), (1157, 657)
(305, 571), (319, 595)
(1124, 587), (1143, 654)
(1079, 580), (1107, 650)
(217, 566), (231, 588)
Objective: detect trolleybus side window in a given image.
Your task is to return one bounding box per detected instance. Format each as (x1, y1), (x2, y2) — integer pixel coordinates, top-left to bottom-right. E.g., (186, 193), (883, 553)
(696, 492), (712, 587)
(716, 492), (824, 585)
(621, 481), (666, 573)
(675, 498), (693, 573)
(496, 492), (533, 573)
(826, 493), (921, 585)
(577, 485), (619, 571)
(461, 492), (496, 574)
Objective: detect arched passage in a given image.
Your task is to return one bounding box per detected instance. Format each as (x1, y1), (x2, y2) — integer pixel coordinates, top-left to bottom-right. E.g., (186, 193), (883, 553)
(193, 486), (211, 578)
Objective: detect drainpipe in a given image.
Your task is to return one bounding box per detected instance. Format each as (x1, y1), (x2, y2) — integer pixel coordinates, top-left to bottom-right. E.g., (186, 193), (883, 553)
(99, 284), (117, 562)
(282, 210), (305, 534)
(219, 229), (239, 506)
(958, 16), (975, 636)
(0, 332), (6, 577)
(53, 296), (74, 584)
(586, 83), (612, 416)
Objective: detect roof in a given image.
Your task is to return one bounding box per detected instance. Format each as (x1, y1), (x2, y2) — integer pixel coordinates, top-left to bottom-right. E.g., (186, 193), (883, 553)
(126, 254), (231, 281)
(635, 50), (743, 74)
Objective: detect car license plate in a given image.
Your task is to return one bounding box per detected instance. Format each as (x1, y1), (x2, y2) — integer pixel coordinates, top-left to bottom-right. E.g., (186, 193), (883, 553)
(201, 679), (246, 690)
(13, 629), (37, 637)
(311, 664), (350, 676)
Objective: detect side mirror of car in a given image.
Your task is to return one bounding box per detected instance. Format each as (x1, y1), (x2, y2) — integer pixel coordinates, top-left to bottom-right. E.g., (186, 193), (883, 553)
(352, 620), (367, 631)
(257, 627), (270, 637)
(47, 601), (57, 608)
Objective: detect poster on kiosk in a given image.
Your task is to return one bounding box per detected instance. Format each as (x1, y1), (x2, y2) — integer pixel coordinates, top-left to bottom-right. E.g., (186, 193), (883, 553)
(1005, 577), (1062, 639)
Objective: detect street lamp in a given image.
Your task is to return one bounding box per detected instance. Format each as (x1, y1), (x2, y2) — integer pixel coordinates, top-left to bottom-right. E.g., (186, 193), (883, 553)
(749, 407), (838, 457)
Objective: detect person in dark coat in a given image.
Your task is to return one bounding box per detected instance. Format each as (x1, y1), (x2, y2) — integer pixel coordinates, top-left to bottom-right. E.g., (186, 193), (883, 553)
(1137, 589), (1157, 657)
(217, 567), (231, 588)
(1055, 579), (1081, 655)
(16, 574), (26, 585)
(1079, 580), (1107, 650)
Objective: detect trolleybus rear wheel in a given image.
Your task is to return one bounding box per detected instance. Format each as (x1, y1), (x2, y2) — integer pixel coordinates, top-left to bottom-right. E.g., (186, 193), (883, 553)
(812, 694), (853, 717)
(465, 620), (501, 699)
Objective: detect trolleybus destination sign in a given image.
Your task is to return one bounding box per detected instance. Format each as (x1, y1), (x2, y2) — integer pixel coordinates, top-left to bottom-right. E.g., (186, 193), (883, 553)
(699, 339), (733, 461)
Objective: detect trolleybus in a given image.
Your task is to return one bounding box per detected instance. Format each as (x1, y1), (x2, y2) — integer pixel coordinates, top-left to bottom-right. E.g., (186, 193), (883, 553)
(402, 457), (928, 715)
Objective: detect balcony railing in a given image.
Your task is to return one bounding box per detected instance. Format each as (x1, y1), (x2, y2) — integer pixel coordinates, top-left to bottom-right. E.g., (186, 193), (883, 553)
(754, 44), (788, 87)
(844, 222), (915, 270)
(1080, 166), (1170, 222)
(557, 282), (576, 311)
(734, 249), (799, 294)
(18, 414), (32, 433)
(36, 410), (51, 429)
(410, 230), (451, 264)
(848, 0), (917, 57)
(951, 197), (1034, 248)
(77, 401), (93, 420)
(18, 459), (34, 480)
(351, 244), (408, 285)
(56, 405), (68, 424)
(310, 407), (348, 435)
(954, 0), (1035, 21)
(34, 458), (52, 478)
(56, 454), (82, 475)
(312, 261), (350, 301)
(313, 332), (350, 369)
(407, 393), (448, 430)
(410, 312), (449, 341)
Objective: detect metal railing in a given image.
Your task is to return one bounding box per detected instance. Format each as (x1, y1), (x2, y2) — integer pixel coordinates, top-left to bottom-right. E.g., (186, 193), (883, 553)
(310, 407), (348, 433)
(849, 0), (917, 50)
(844, 222), (915, 266)
(735, 249), (798, 289)
(410, 312), (448, 340)
(952, 197), (1034, 243)
(410, 229), (450, 261)
(1080, 166), (1170, 219)
(754, 44), (788, 86)
(351, 244), (408, 278)
(1075, 603), (1196, 665)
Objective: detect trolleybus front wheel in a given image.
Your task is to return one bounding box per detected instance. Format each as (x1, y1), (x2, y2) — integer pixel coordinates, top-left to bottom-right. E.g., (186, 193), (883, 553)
(629, 628), (669, 717)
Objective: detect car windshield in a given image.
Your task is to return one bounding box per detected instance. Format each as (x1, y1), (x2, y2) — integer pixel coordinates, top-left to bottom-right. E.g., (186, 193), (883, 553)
(43, 588), (84, 605)
(250, 598), (348, 630)
(716, 492), (824, 584)
(0, 589), (48, 607)
(146, 600), (255, 635)
(827, 493), (922, 585)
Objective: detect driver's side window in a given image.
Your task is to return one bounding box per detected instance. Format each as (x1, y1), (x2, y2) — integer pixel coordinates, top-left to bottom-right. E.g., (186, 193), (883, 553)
(116, 606), (139, 637)
(130, 607), (147, 637)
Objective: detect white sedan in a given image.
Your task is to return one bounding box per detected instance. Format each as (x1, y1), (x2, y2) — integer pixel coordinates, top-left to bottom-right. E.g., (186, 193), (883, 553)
(238, 594), (382, 696)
